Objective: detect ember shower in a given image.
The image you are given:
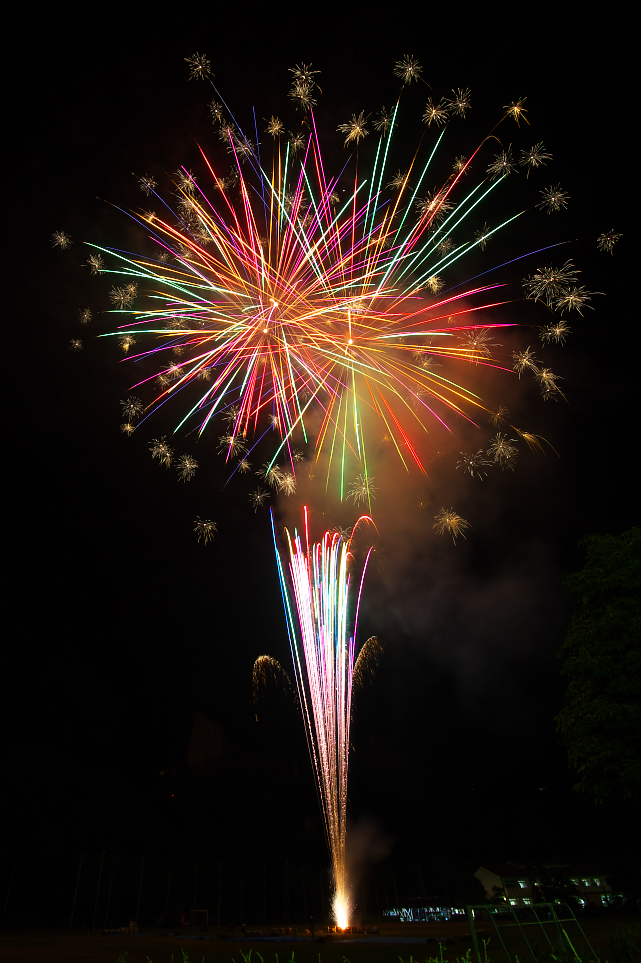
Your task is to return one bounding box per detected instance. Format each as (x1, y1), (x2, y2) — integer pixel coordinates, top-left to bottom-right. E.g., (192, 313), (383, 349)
(272, 508), (375, 928)
(62, 53), (612, 926)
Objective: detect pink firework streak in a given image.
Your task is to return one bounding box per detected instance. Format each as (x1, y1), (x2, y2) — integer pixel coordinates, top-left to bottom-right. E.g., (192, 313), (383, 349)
(272, 508), (375, 927)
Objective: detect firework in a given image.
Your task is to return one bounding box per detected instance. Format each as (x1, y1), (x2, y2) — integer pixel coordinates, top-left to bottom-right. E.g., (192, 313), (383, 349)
(67, 62), (614, 928)
(252, 654), (297, 720)
(347, 474), (377, 506)
(87, 254), (104, 275)
(184, 53), (212, 81)
(120, 396), (144, 421)
(149, 436), (174, 467)
(83, 67), (605, 508)
(79, 308), (92, 324)
(337, 111), (370, 147)
(487, 432), (518, 470)
(273, 509), (375, 928)
(596, 230), (622, 254)
(138, 174), (157, 195)
(489, 405), (509, 427)
(176, 454), (198, 481)
(433, 507), (470, 542)
(52, 230), (72, 250)
(519, 142), (552, 176)
(537, 184), (569, 214)
(512, 347), (540, 377)
(457, 450), (491, 479)
(194, 516), (217, 543)
(422, 98), (450, 127)
(250, 487), (270, 511)
(353, 635), (383, 691)
(69, 339), (83, 352)
(393, 54), (423, 85)
(487, 148), (515, 179)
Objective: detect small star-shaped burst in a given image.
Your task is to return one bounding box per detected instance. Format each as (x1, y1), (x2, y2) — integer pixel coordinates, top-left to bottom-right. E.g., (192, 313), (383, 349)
(120, 396), (144, 422)
(52, 230), (72, 250)
(537, 184), (569, 214)
(109, 286), (135, 309)
(138, 174), (157, 195)
(69, 339), (83, 352)
(453, 156), (468, 174)
(535, 367), (563, 401)
(194, 517), (217, 544)
(177, 454), (198, 482)
(337, 111), (369, 147)
(257, 462), (284, 489)
(87, 254), (104, 275)
(596, 230), (622, 254)
(387, 170), (408, 190)
(250, 488), (270, 511)
(457, 450), (491, 480)
(393, 54), (423, 85)
(512, 347), (540, 377)
(433, 508), (470, 543)
(184, 53), (212, 81)
(519, 142), (552, 176)
(373, 107), (394, 134)
(79, 308), (92, 324)
(209, 100), (224, 124)
(487, 148), (516, 180)
(218, 434), (247, 459)
(237, 458), (252, 473)
(540, 320), (571, 344)
(474, 223), (492, 250)
(416, 189), (453, 223)
(265, 116), (285, 137)
(176, 169), (196, 194)
(504, 97), (529, 125)
(422, 98), (450, 127)
(149, 436), (174, 468)
(118, 335), (136, 354)
(487, 433), (518, 470)
(489, 405), (509, 427)
(288, 133), (306, 155)
(446, 88), (471, 117)
(523, 260), (581, 305)
(424, 275), (443, 293)
(461, 329), (497, 362)
(278, 471), (297, 496)
(347, 473), (377, 505)
(289, 63), (320, 85)
(289, 80), (316, 111)
(554, 285), (600, 316)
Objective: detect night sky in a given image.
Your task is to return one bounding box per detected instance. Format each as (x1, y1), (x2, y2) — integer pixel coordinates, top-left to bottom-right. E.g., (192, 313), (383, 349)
(6, 15), (636, 926)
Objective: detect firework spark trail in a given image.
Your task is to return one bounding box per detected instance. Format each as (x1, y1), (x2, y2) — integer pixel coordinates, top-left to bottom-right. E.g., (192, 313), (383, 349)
(65, 61), (617, 929)
(272, 508), (374, 926)
(89, 77), (589, 496)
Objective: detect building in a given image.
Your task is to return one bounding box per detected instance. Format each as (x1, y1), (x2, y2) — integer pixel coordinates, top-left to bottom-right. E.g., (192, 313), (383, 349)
(474, 862), (619, 909)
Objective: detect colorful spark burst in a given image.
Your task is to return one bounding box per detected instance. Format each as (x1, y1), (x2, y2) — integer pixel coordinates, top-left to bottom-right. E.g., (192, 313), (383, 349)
(273, 509), (375, 929)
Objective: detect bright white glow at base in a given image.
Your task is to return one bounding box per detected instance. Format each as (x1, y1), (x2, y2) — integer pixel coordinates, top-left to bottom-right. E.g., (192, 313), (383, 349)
(333, 891), (350, 929)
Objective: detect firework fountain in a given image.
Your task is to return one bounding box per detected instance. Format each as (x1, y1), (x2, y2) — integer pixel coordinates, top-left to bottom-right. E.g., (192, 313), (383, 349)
(272, 508), (375, 927)
(55, 53), (618, 926)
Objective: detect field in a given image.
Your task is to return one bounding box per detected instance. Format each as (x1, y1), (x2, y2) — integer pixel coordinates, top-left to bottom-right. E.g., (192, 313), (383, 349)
(1, 918), (638, 963)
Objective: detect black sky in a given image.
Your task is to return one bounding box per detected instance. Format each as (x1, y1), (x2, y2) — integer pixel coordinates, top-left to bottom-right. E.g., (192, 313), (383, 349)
(5, 13), (636, 919)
